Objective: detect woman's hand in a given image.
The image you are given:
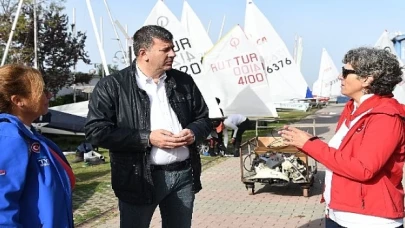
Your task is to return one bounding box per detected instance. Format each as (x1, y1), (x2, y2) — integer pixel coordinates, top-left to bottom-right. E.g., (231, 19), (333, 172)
(278, 125), (314, 149)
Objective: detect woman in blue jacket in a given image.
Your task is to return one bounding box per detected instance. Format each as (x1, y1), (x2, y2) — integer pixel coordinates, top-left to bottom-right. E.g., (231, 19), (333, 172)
(0, 64), (75, 228)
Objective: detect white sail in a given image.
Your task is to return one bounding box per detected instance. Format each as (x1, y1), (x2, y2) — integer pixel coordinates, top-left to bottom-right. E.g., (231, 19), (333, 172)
(144, 0), (222, 118)
(181, 0), (213, 57)
(375, 30), (405, 104)
(293, 35), (304, 71)
(375, 30), (397, 54)
(244, 0), (308, 102)
(312, 80), (321, 97)
(314, 48), (341, 98)
(201, 25), (278, 117)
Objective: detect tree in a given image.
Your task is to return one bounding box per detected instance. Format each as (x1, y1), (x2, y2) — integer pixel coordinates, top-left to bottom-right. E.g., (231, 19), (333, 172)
(0, 0), (33, 63)
(91, 63), (119, 77)
(73, 72), (93, 85)
(0, 0), (91, 95)
(38, 3), (91, 94)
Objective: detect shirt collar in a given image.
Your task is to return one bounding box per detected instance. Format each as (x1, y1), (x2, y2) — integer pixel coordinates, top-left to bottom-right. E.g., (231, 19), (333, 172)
(136, 66), (167, 86)
(353, 94), (374, 111)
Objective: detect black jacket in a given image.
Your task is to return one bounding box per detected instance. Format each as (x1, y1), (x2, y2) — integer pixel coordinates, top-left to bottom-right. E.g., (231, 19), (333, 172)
(84, 62), (211, 205)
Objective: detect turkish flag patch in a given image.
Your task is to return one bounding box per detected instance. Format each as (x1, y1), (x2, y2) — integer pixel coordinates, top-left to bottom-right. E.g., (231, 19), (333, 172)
(30, 142), (40, 153)
(0, 170), (6, 176)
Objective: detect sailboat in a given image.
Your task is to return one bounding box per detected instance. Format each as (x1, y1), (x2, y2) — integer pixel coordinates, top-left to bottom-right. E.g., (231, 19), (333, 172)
(375, 30), (405, 104)
(293, 35), (314, 99)
(244, 0), (309, 107)
(312, 48), (341, 99)
(201, 25), (278, 117)
(144, 0), (222, 118)
(32, 109), (86, 136)
(181, 0), (213, 58)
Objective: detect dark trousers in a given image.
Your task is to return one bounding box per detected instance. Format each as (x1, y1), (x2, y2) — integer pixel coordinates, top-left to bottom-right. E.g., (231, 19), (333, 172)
(325, 218), (404, 228)
(119, 167), (194, 228)
(232, 118), (250, 156)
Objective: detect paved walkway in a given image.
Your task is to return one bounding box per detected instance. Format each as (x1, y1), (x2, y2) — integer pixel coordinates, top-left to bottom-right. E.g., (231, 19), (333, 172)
(80, 105), (344, 228)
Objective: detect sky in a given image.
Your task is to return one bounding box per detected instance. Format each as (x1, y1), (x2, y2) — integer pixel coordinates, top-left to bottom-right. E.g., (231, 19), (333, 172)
(63, 0), (405, 89)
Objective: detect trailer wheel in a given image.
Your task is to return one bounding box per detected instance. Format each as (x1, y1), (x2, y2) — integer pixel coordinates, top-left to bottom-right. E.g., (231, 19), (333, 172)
(245, 183), (255, 195)
(303, 188), (309, 197)
(248, 187), (255, 195)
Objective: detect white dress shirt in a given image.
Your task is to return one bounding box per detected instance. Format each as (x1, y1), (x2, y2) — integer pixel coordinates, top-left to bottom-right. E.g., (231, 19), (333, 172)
(135, 67), (189, 165)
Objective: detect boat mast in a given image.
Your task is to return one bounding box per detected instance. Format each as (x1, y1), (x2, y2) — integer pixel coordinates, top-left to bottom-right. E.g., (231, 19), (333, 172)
(1, 0), (24, 66)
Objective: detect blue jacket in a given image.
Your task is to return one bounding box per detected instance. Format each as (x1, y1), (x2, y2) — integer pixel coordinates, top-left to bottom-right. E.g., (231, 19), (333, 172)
(0, 114), (74, 228)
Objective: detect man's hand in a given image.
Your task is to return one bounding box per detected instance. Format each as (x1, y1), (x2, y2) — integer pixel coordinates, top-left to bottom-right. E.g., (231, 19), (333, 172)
(173, 129), (195, 145)
(231, 138), (235, 144)
(149, 129), (187, 149)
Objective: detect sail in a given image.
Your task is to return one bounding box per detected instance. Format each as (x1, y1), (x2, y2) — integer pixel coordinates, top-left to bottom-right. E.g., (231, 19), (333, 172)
(244, 0), (308, 102)
(305, 87), (313, 98)
(314, 48), (341, 98)
(293, 35), (304, 71)
(312, 80), (321, 97)
(144, 0), (222, 117)
(181, 0), (213, 57)
(201, 25), (278, 117)
(375, 30), (405, 104)
(375, 30), (397, 54)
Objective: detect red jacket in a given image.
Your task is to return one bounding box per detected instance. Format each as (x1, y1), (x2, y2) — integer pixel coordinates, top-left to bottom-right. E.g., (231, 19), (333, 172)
(302, 97), (405, 219)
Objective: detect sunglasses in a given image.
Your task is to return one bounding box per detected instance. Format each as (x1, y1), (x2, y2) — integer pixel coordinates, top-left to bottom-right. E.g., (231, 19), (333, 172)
(342, 67), (357, 79)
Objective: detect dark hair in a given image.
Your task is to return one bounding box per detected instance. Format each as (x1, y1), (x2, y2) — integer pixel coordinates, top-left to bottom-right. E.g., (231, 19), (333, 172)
(342, 47), (403, 95)
(133, 25), (173, 57)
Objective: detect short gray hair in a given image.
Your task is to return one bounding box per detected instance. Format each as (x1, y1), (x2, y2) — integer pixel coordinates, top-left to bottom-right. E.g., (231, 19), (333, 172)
(132, 25), (173, 57)
(343, 47), (403, 95)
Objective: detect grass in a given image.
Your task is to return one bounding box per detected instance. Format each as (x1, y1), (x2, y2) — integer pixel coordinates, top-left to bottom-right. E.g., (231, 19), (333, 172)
(267, 109), (318, 127)
(46, 108), (319, 226)
(242, 108), (319, 141)
(63, 149), (113, 225)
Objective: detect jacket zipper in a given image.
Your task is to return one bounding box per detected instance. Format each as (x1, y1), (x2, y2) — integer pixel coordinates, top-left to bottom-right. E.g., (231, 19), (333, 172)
(360, 183), (365, 209)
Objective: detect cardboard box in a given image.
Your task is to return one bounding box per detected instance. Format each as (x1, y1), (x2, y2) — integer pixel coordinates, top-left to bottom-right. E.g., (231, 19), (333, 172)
(253, 137), (308, 165)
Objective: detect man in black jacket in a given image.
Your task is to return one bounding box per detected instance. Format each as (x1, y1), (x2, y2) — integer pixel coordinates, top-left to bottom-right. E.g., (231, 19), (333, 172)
(85, 25), (211, 228)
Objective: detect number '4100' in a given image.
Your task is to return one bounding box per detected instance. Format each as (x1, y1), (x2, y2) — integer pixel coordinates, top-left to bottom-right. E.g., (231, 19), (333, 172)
(238, 73), (264, 85)
(266, 58), (292, 74)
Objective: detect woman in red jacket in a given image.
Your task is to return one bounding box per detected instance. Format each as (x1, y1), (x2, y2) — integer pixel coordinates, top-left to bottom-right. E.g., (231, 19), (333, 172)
(280, 47), (405, 228)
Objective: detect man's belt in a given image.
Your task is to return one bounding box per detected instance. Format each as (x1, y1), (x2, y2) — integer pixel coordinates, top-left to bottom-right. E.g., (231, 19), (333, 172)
(152, 159), (191, 171)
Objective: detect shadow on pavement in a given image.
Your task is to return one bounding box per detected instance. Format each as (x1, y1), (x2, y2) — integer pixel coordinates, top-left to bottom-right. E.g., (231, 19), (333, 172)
(254, 170), (325, 197)
(297, 217), (325, 227)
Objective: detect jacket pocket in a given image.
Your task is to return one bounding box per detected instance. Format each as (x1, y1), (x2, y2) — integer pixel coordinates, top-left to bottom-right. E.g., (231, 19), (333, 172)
(330, 175), (363, 209)
(380, 177), (403, 213)
(110, 157), (144, 194)
(172, 93), (192, 120)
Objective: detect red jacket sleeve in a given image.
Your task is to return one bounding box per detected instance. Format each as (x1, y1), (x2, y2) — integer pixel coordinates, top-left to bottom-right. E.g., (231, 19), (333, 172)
(302, 114), (404, 182)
